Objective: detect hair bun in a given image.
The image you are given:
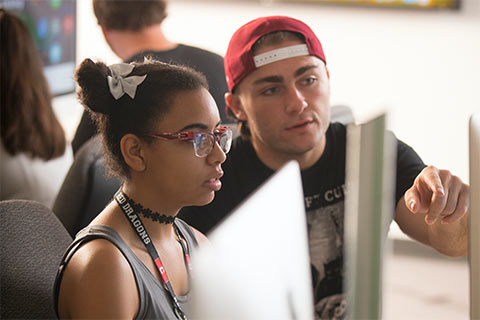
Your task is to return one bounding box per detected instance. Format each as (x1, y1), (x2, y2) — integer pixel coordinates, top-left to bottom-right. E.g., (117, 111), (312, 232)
(75, 58), (114, 115)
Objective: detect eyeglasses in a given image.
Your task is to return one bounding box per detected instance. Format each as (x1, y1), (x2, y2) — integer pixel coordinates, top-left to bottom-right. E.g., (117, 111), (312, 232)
(147, 126), (233, 158)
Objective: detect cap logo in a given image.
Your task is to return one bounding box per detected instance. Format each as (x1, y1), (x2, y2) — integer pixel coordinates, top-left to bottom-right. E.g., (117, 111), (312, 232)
(253, 44), (309, 68)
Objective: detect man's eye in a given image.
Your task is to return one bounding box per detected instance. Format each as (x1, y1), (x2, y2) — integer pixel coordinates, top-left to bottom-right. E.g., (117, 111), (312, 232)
(262, 87), (279, 96)
(302, 77), (317, 86)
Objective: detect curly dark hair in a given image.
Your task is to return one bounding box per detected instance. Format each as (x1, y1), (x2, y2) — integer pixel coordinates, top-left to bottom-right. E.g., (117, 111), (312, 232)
(75, 58), (208, 179)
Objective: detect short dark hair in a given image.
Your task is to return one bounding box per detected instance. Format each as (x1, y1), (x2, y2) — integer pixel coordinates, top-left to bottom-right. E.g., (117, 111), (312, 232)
(0, 9), (66, 160)
(93, 0), (168, 31)
(75, 58), (208, 180)
(235, 30), (305, 139)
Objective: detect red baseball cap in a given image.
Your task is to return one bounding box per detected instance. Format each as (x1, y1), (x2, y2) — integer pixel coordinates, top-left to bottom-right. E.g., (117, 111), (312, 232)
(224, 15), (326, 93)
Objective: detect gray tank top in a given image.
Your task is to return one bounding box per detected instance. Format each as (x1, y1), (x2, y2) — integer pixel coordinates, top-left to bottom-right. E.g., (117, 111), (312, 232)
(54, 218), (199, 319)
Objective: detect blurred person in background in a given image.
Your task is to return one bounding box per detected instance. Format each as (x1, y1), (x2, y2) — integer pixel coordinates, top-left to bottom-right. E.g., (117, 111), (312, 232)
(0, 8), (73, 208)
(71, 0), (230, 154)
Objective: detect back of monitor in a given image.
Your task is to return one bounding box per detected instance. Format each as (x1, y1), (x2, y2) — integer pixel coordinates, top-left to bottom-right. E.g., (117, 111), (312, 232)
(344, 113), (396, 319)
(190, 161), (313, 320)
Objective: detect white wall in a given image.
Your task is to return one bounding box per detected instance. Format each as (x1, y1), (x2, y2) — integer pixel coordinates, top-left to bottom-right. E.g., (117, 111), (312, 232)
(57, 0), (480, 182)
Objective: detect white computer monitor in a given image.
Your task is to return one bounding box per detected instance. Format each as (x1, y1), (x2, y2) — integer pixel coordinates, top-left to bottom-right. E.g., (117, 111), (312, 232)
(469, 112), (480, 320)
(344, 113), (396, 319)
(190, 161), (314, 320)
(5, 1), (77, 96)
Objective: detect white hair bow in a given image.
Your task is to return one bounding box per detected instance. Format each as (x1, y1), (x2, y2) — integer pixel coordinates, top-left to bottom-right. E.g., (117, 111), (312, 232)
(107, 63), (147, 100)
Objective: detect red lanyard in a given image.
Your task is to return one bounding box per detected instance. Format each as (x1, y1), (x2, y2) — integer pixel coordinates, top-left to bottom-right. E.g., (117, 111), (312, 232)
(114, 190), (191, 320)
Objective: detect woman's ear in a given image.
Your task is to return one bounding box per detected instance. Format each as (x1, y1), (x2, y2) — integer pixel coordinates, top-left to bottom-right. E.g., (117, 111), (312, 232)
(120, 134), (146, 172)
(225, 92), (248, 121)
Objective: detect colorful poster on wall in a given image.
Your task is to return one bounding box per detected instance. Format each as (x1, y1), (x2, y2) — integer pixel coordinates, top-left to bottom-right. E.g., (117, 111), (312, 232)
(275, 0), (460, 9)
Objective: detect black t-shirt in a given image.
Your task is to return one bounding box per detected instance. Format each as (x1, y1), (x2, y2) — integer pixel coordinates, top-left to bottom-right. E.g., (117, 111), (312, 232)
(71, 44), (230, 154)
(179, 122), (426, 318)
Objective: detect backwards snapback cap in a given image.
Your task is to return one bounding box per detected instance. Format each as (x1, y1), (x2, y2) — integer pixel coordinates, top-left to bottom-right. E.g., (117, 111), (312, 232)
(224, 15), (326, 93)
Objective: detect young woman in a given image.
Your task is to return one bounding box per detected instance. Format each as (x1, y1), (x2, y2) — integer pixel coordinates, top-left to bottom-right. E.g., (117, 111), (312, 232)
(0, 9), (72, 207)
(54, 58), (232, 319)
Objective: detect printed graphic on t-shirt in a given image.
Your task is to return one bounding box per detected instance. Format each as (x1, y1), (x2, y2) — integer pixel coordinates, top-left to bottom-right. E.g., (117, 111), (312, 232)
(307, 201), (347, 320)
(304, 183), (346, 211)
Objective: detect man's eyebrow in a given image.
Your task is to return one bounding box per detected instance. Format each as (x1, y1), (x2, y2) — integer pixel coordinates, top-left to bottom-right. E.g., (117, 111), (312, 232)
(251, 64), (320, 87)
(252, 75), (283, 86)
(294, 64), (318, 77)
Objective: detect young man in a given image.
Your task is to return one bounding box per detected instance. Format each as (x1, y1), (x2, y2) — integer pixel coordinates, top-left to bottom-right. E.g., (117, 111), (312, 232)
(179, 16), (469, 318)
(72, 0), (230, 154)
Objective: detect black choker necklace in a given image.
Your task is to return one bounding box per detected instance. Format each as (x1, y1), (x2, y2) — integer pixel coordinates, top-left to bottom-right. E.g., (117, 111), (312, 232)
(120, 192), (176, 224)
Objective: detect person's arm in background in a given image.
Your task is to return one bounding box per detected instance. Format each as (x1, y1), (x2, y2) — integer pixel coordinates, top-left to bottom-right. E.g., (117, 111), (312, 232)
(395, 165), (469, 257)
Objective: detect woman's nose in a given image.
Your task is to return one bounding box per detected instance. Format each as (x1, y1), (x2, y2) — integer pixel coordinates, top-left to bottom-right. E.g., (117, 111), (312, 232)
(207, 140), (227, 165)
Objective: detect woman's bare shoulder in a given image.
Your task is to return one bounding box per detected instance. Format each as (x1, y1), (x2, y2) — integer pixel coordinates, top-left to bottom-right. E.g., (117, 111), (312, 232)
(57, 238), (139, 318)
